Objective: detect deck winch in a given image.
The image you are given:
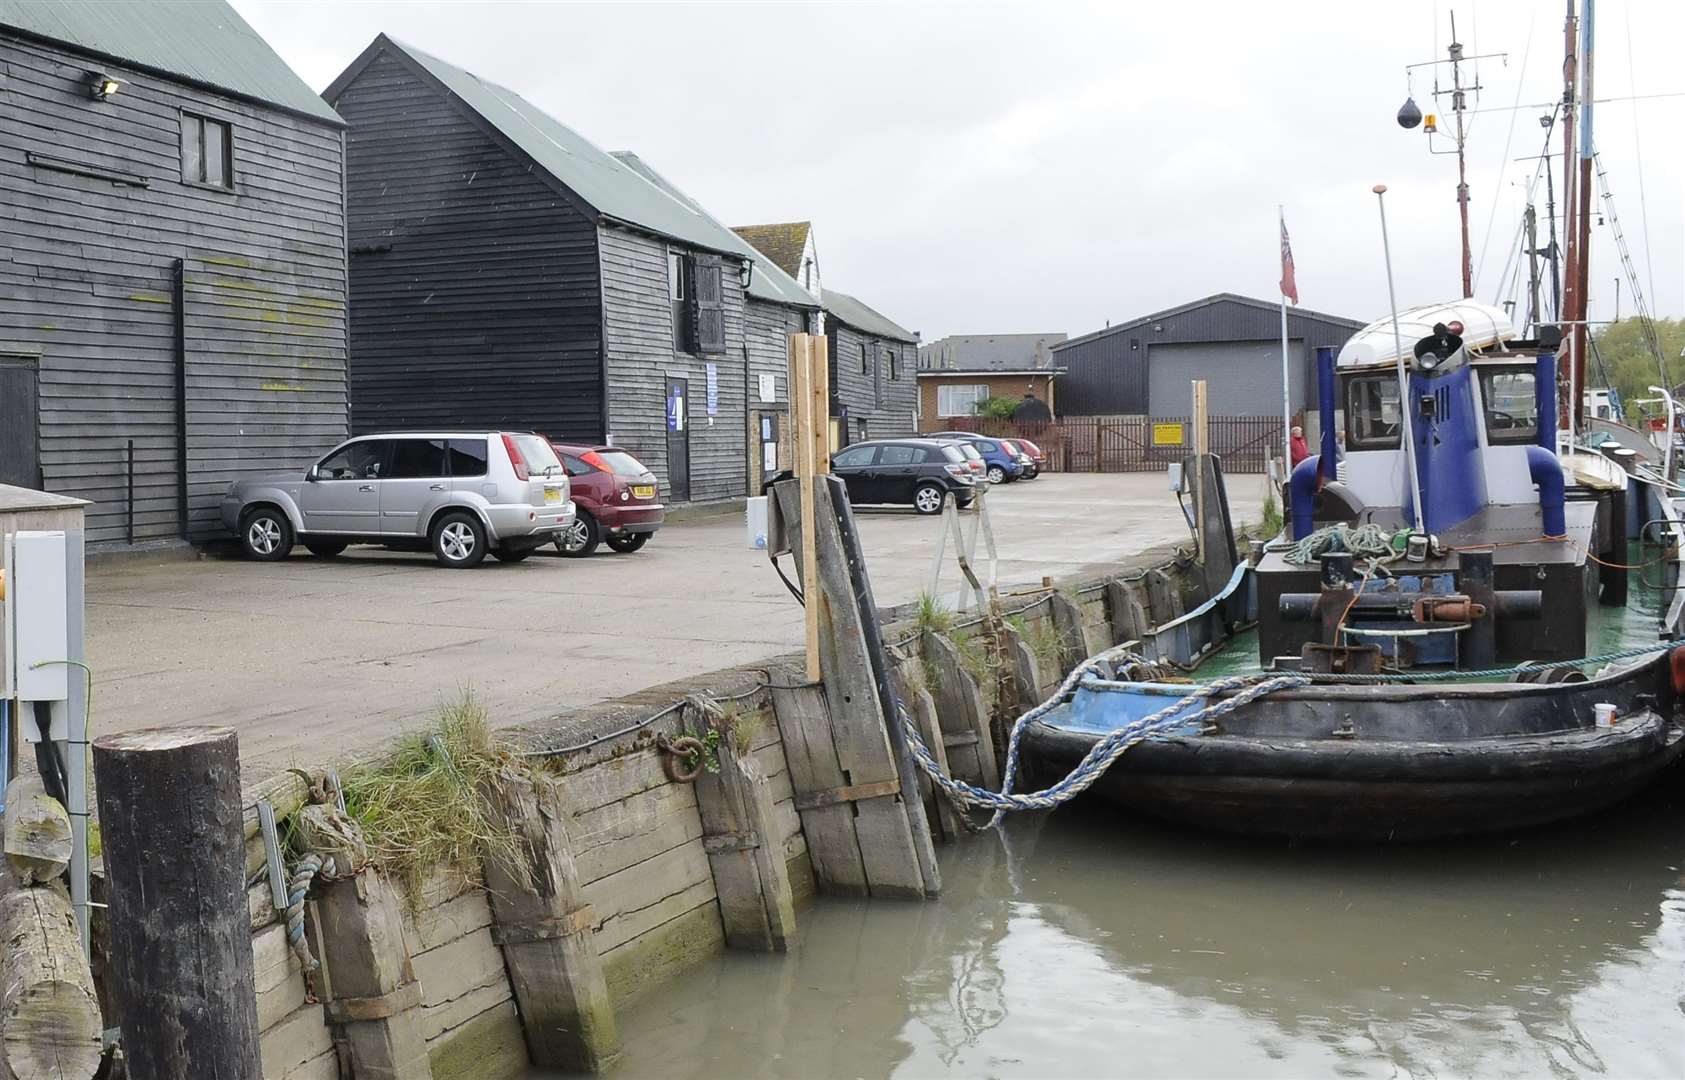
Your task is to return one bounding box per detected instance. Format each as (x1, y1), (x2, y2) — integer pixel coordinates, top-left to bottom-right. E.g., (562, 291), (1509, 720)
(1276, 550), (1541, 669)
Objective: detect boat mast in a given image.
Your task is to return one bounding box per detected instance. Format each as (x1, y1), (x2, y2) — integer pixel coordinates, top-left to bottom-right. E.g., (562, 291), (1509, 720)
(1571, 0), (1596, 431)
(1449, 14), (1474, 298)
(1525, 203), (1542, 333)
(1559, 0), (1581, 434)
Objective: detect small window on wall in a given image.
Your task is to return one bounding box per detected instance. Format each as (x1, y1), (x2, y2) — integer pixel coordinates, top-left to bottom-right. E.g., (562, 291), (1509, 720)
(181, 113), (233, 189)
(888, 351), (898, 381)
(861, 343), (869, 375)
(1478, 367), (1539, 445)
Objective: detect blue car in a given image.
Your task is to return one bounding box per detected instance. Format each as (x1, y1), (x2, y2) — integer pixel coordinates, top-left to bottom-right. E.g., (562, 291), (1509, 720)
(929, 434), (1024, 484)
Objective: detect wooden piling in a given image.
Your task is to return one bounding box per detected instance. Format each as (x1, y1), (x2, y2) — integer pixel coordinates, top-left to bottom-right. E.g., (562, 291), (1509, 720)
(998, 621), (1046, 714)
(922, 632), (1000, 790)
(767, 479), (930, 900)
(906, 685), (962, 841)
(92, 726), (262, 1080)
(311, 868), (433, 1080)
(1048, 592), (1091, 674)
(693, 733), (796, 951)
(4, 774), (72, 884)
(1105, 579), (1150, 647)
(0, 859), (102, 1079)
(479, 769), (619, 1073)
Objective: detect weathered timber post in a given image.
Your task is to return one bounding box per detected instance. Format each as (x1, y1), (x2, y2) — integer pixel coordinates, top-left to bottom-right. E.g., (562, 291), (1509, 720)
(480, 768), (619, 1073)
(693, 730), (797, 951)
(1145, 568), (1185, 629)
(766, 478), (931, 899)
(1048, 592), (1091, 674)
(906, 685), (962, 841)
(922, 632), (1000, 790)
(299, 805), (432, 1080)
(4, 774), (72, 884)
(92, 726), (261, 1080)
(1105, 579), (1150, 647)
(0, 859), (102, 1079)
(998, 622), (1045, 715)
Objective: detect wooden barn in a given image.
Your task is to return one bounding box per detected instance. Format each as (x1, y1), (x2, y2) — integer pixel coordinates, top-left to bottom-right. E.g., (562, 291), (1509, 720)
(821, 291), (920, 445)
(325, 35), (818, 504)
(0, 0), (348, 546)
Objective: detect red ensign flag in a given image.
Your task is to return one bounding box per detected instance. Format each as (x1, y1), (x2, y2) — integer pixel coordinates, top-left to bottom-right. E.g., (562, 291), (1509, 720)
(1279, 212), (1298, 305)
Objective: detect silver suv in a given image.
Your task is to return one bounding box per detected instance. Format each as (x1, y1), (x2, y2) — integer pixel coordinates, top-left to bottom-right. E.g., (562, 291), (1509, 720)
(220, 432), (574, 568)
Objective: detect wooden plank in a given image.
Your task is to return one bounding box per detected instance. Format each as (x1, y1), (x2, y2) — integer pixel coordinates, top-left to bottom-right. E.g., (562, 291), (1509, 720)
(413, 936), (511, 1043)
(407, 890), (494, 956)
(768, 681), (866, 896)
(793, 332), (822, 679)
(582, 843), (714, 954)
(922, 632), (999, 789)
(1106, 578), (1149, 646)
(253, 923), (308, 1033)
(999, 622), (1047, 715)
(259, 1004), (334, 1080)
(1049, 592), (1091, 674)
(569, 781), (702, 888)
(693, 741), (796, 951)
(479, 769), (619, 1073)
(4, 775), (71, 884)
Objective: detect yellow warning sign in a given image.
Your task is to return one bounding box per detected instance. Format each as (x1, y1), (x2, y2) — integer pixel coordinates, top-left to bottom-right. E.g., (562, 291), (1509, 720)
(1151, 422), (1185, 446)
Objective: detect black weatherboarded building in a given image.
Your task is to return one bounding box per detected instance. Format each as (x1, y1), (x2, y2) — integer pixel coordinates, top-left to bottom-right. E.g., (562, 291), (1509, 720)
(326, 36), (817, 503)
(0, 0), (348, 544)
(1053, 293), (1364, 418)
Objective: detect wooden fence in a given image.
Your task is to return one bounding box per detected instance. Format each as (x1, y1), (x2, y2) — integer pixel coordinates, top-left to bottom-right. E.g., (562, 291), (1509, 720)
(930, 415), (1285, 474)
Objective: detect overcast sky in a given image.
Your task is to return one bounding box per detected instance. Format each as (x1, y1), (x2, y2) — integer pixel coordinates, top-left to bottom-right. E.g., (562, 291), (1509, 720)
(235, 0), (1684, 341)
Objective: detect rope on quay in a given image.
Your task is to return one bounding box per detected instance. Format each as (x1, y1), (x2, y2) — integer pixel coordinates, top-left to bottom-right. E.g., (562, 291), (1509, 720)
(897, 639), (1678, 827)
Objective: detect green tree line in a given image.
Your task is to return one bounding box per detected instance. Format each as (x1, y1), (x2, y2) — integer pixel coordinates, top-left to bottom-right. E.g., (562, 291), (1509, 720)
(1590, 316), (1685, 417)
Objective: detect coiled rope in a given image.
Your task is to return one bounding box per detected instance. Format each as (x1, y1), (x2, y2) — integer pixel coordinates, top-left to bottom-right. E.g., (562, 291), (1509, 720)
(1273, 522), (1410, 567)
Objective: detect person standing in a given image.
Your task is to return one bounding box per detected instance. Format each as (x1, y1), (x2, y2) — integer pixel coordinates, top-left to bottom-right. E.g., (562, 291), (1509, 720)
(1289, 425), (1309, 466)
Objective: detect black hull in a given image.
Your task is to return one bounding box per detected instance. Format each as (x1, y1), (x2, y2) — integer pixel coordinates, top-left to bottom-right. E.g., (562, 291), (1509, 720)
(1022, 658), (1685, 840)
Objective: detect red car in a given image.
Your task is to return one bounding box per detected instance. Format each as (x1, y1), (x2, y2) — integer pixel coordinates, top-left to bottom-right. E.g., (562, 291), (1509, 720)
(549, 442), (664, 556)
(1012, 437), (1049, 475)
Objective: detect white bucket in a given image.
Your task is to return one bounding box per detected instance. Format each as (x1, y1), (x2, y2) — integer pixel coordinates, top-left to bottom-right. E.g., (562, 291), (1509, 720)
(1593, 702), (1618, 728)
(745, 496), (768, 550)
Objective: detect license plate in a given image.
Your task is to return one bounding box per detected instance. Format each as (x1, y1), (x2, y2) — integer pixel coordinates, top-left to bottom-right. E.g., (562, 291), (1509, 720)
(632, 485), (655, 499)
(543, 488), (561, 504)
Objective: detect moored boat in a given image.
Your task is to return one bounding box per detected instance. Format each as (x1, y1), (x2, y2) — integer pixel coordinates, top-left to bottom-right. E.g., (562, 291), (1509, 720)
(1020, 313), (1685, 840)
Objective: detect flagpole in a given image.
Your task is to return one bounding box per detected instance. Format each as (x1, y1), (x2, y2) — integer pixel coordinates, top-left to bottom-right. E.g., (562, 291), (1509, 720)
(1278, 206), (1292, 475)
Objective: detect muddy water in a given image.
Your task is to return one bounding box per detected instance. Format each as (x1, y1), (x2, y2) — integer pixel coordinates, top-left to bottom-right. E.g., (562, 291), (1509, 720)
(531, 786), (1685, 1079)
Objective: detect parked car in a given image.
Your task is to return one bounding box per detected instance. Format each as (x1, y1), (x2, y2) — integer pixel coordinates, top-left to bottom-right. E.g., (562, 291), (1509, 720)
(550, 442), (664, 556)
(830, 438), (976, 514)
(221, 432), (573, 568)
(1014, 437), (1050, 474)
(925, 433), (1024, 484)
(996, 438), (1039, 479)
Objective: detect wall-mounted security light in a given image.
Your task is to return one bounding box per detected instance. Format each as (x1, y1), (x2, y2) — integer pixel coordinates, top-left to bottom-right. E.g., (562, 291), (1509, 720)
(740, 260), (754, 289)
(88, 72), (123, 101)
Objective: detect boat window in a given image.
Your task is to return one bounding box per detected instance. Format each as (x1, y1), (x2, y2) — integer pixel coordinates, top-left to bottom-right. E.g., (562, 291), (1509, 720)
(1346, 377), (1402, 449)
(1478, 368), (1538, 445)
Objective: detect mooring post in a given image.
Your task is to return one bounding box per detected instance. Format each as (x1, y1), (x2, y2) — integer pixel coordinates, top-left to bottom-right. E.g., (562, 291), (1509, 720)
(1104, 578), (1149, 647)
(92, 726), (261, 1080)
(693, 729), (797, 951)
(480, 768), (619, 1073)
(1048, 592), (1090, 674)
(311, 867), (433, 1080)
(997, 621), (1045, 716)
(906, 685), (962, 841)
(922, 631), (1001, 791)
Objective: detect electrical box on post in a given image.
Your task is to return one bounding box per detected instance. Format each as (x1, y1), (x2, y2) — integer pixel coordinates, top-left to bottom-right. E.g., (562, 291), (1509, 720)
(3, 530), (70, 703)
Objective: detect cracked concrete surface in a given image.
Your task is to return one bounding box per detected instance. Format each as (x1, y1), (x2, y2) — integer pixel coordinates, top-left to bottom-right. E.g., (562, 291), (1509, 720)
(85, 472), (1266, 774)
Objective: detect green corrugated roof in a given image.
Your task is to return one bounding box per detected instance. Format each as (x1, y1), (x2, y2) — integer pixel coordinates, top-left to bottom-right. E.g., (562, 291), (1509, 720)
(0, 0), (343, 125)
(823, 290), (917, 344)
(610, 153), (816, 309)
(373, 37), (814, 308)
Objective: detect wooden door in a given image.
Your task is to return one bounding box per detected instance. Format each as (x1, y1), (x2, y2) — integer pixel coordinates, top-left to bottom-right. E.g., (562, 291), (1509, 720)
(0, 359), (40, 489)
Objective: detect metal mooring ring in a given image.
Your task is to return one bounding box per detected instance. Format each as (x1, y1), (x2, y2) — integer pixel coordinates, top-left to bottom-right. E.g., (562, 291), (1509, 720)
(658, 735), (706, 783)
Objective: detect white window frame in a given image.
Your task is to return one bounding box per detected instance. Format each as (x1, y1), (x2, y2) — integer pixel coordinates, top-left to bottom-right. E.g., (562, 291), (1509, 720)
(936, 384), (990, 418)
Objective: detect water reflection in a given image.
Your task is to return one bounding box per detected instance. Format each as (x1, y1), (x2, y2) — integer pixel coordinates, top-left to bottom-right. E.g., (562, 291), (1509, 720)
(534, 783), (1685, 1079)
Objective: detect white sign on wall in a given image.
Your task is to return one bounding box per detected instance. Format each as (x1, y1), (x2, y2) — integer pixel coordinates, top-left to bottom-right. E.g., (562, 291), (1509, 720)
(758, 373), (776, 403)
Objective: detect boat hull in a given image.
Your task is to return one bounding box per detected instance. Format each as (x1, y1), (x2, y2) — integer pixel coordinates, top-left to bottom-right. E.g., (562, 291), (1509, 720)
(1021, 657), (1685, 840)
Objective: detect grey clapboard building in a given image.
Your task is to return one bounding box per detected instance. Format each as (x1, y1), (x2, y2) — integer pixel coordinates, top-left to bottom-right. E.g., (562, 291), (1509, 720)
(0, 0), (348, 545)
(821, 291), (920, 444)
(325, 36), (817, 503)
(1053, 293), (1364, 417)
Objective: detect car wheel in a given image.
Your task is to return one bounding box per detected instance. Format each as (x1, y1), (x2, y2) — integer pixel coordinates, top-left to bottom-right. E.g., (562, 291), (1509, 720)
(492, 545), (536, 563)
(556, 511), (600, 557)
(240, 507), (293, 561)
(986, 465), (1006, 485)
(913, 483), (946, 515)
(430, 511), (487, 568)
(606, 532), (650, 553)
(304, 540), (347, 558)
